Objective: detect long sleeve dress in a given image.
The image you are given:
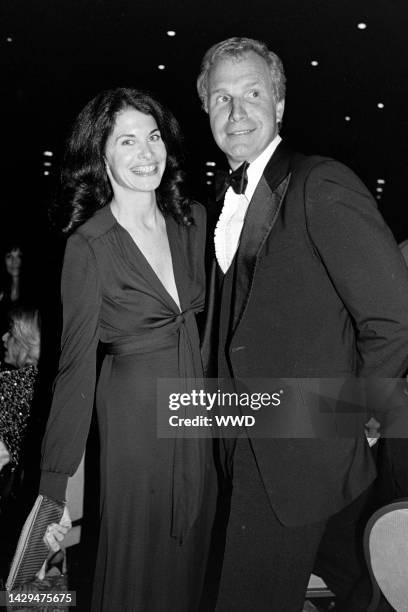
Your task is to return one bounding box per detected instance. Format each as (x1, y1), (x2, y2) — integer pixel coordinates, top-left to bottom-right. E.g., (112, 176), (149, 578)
(39, 203), (216, 612)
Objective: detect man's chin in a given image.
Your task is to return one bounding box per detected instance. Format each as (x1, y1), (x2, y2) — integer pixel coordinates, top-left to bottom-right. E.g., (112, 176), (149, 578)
(226, 150), (252, 168)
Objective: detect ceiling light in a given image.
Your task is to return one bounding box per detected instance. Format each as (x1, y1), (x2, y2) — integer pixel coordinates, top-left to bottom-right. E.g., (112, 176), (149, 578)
(311, 60), (319, 67)
(377, 102), (384, 109)
(345, 116), (351, 122)
(43, 150), (53, 156)
(206, 161), (216, 166)
(43, 161), (52, 167)
(377, 179), (385, 184)
(376, 187), (383, 193)
(206, 181), (212, 185)
(6, 37), (13, 42)
(166, 31), (176, 37)
(158, 64), (165, 70)
(206, 172), (214, 177)
(357, 23), (367, 30)
(44, 171), (50, 176)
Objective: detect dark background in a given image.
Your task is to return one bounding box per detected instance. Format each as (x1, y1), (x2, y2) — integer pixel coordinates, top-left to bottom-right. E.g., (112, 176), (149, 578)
(1, 0), (408, 251)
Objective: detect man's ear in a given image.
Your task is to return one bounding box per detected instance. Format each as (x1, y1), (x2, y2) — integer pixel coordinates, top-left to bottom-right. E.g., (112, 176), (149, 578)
(276, 99), (285, 123)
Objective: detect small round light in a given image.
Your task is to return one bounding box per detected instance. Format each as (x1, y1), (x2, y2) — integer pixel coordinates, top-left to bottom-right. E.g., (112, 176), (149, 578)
(44, 171), (50, 176)
(43, 161), (52, 167)
(206, 161), (216, 166)
(43, 150), (53, 157)
(158, 64), (166, 70)
(376, 187), (383, 193)
(6, 37), (13, 43)
(377, 102), (384, 109)
(345, 116), (351, 122)
(206, 181), (212, 185)
(206, 171), (214, 177)
(311, 60), (319, 67)
(357, 23), (367, 30)
(166, 30), (176, 37)
(377, 179), (385, 184)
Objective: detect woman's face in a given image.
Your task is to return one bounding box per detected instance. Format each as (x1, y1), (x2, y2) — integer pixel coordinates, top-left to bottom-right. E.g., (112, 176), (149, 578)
(5, 248), (22, 277)
(104, 108), (167, 195)
(2, 327), (21, 367)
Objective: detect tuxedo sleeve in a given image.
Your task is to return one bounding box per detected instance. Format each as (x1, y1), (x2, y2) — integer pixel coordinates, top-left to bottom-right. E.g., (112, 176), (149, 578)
(305, 161), (408, 437)
(305, 160), (408, 378)
(40, 233), (101, 501)
(305, 161), (408, 433)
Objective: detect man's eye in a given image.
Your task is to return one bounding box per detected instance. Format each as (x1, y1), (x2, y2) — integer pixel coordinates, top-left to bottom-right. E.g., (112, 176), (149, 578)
(248, 90), (260, 99)
(217, 95), (229, 104)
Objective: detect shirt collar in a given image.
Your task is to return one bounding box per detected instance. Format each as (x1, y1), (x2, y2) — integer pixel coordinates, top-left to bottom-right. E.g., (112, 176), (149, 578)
(244, 134), (282, 202)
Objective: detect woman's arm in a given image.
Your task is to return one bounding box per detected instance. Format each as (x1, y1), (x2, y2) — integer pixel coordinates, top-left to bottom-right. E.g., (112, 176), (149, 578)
(40, 232), (102, 502)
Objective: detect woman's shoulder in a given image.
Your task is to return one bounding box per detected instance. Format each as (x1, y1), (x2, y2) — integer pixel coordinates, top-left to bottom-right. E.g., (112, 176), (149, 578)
(64, 206), (115, 257)
(189, 200), (207, 227)
(73, 206), (115, 243)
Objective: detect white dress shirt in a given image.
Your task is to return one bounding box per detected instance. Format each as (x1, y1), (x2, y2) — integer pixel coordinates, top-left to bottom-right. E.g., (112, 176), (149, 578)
(214, 135), (282, 273)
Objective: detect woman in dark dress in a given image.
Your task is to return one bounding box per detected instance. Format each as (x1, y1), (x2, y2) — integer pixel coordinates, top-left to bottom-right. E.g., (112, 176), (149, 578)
(39, 88), (216, 611)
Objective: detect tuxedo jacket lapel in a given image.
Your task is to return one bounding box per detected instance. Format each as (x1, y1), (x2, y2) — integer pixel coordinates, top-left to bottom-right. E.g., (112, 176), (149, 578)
(231, 143), (293, 335)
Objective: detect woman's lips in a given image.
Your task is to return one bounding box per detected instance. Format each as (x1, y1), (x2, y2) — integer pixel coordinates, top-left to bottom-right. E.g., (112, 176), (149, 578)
(131, 164), (158, 176)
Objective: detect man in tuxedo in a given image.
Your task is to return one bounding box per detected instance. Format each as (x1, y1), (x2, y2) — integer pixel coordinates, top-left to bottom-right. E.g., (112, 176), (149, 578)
(197, 37), (408, 611)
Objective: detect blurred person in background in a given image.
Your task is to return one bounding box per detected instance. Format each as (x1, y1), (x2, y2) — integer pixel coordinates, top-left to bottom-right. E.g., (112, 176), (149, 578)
(0, 245), (24, 330)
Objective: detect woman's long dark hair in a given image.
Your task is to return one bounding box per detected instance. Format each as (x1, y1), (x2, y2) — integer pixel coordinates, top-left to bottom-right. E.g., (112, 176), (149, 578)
(53, 88), (193, 234)
(0, 243), (24, 305)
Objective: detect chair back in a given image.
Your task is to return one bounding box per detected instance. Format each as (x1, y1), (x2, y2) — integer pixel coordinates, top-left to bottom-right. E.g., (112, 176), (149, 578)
(364, 498), (408, 611)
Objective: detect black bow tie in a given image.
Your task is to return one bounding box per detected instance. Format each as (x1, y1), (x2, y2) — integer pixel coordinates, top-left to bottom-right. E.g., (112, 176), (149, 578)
(216, 161), (249, 201)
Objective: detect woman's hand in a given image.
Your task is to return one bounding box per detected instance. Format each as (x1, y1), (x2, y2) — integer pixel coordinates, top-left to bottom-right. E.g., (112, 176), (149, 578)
(43, 505), (72, 552)
(0, 440), (10, 471)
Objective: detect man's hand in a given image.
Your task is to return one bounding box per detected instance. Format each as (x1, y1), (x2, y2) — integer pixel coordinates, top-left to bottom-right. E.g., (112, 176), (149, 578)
(0, 440), (10, 471)
(43, 505), (72, 552)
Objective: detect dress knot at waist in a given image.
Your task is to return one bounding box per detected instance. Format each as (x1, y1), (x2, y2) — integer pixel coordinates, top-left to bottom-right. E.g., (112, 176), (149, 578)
(101, 310), (195, 356)
(102, 307), (205, 546)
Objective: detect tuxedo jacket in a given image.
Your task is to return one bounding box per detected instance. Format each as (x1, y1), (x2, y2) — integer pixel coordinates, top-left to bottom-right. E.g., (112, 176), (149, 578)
(202, 141), (408, 526)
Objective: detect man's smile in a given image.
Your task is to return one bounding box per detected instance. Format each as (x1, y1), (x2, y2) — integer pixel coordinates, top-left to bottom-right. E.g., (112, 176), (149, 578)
(227, 128), (256, 136)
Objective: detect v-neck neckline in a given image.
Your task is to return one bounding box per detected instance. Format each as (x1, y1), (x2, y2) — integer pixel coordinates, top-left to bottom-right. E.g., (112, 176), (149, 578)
(109, 205), (182, 313)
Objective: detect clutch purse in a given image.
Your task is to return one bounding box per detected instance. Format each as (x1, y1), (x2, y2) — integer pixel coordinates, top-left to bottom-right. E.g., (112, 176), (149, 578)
(6, 495), (65, 592)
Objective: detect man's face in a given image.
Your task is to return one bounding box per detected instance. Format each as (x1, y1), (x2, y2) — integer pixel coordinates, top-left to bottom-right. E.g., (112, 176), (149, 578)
(207, 51), (285, 169)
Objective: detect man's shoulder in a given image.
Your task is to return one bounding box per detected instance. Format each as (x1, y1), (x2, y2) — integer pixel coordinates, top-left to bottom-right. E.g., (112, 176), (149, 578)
(262, 141), (342, 188)
(288, 152), (369, 195)
(291, 151), (337, 177)
(291, 149), (357, 175)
